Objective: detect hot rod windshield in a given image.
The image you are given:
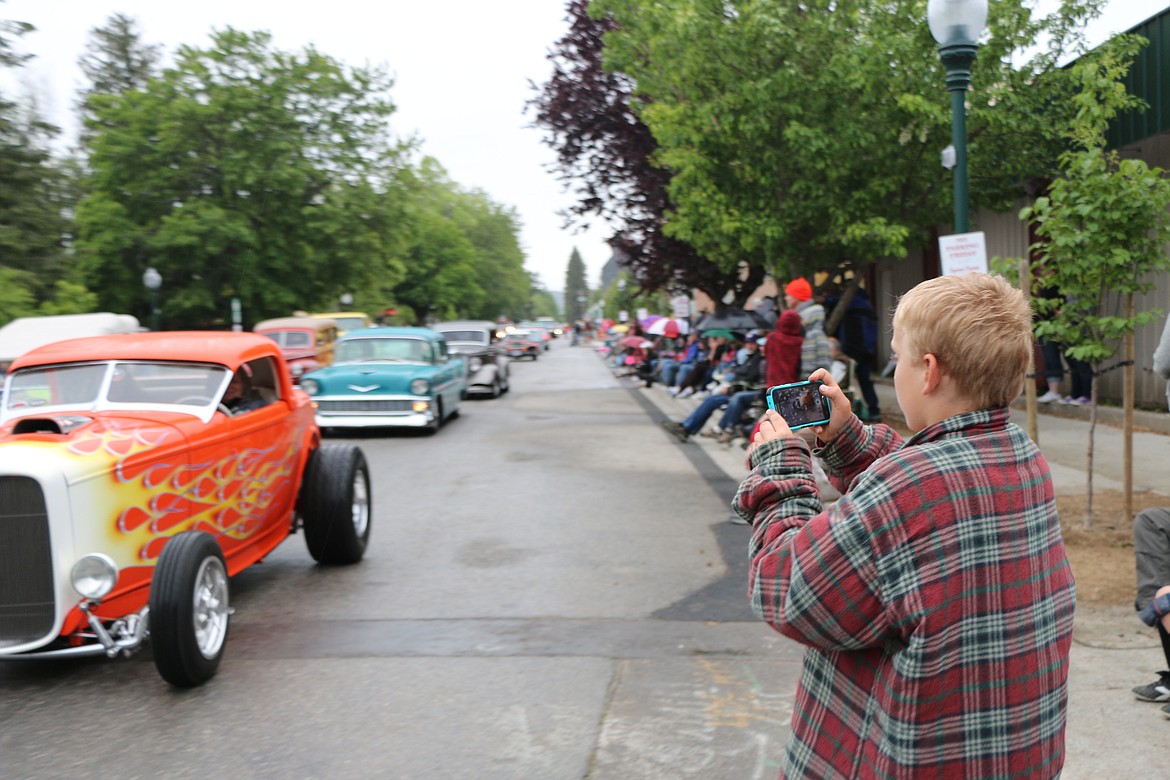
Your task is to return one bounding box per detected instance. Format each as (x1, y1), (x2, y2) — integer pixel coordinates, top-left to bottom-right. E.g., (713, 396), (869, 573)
(4, 361), (230, 416)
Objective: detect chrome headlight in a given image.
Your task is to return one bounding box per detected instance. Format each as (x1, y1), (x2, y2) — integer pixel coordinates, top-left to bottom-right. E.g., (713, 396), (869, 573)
(468, 357), (483, 372)
(71, 554), (118, 600)
(290, 363), (305, 377)
(301, 378), (320, 395)
(410, 378), (429, 395)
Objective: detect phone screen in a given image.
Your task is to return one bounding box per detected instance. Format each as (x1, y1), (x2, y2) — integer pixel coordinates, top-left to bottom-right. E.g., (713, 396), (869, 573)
(766, 381), (831, 430)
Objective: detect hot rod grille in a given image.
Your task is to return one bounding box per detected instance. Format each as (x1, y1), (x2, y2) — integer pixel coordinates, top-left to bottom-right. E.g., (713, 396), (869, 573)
(317, 399), (414, 413)
(0, 476), (54, 648)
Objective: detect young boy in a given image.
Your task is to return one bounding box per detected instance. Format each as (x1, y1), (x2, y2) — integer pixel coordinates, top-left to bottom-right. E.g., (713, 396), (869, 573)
(733, 273), (1076, 779)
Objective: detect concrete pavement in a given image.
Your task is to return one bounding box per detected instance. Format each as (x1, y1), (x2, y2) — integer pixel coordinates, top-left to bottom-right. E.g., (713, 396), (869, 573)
(625, 367), (1169, 779)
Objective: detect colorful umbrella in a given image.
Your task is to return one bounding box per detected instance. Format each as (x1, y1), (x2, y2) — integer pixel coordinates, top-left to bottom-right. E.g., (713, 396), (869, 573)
(619, 335), (653, 350)
(639, 314), (664, 328)
(646, 317), (690, 337)
(608, 324), (631, 334)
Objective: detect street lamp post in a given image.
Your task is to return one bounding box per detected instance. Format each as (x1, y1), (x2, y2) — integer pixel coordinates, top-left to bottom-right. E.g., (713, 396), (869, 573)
(142, 267), (162, 332)
(928, 0), (987, 235)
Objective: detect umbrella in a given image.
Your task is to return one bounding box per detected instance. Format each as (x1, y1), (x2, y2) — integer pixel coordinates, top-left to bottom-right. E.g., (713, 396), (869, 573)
(701, 328), (736, 340)
(639, 314), (664, 328)
(695, 308), (771, 333)
(608, 324), (630, 334)
(646, 317), (690, 337)
(619, 336), (653, 350)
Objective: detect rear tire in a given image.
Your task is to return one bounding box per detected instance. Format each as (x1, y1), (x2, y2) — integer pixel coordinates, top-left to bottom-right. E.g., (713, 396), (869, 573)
(300, 444), (372, 564)
(150, 532), (230, 688)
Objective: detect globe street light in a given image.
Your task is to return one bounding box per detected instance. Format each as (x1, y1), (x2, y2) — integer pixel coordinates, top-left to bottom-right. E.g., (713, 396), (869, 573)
(928, 0), (987, 235)
(142, 267), (162, 332)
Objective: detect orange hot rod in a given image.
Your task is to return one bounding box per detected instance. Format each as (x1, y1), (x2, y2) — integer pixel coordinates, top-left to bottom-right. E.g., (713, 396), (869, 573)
(0, 332), (372, 687)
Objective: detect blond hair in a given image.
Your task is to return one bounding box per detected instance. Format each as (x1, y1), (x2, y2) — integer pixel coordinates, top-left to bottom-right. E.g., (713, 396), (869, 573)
(893, 274), (1033, 410)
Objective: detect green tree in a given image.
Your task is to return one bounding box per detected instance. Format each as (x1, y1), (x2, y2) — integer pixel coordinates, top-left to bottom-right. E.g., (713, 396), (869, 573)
(1020, 38), (1170, 527)
(587, 0), (1106, 287)
(0, 11), (76, 303)
(76, 13), (161, 144)
(0, 266), (35, 324)
(564, 247), (589, 321)
(76, 28), (408, 329)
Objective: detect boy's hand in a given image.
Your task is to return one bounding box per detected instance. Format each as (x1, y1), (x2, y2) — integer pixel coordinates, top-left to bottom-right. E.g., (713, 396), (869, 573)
(805, 368), (852, 443)
(752, 409), (795, 445)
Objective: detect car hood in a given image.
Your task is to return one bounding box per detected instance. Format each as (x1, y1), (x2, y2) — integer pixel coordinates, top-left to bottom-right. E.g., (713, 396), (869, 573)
(0, 412), (190, 487)
(303, 362), (439, 394)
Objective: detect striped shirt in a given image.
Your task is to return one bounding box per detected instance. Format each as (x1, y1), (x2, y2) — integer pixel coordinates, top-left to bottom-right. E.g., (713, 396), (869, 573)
(733, 408), (1076, 779)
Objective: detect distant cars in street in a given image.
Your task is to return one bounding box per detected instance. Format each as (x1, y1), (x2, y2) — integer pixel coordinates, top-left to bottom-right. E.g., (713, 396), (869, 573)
(431, 320), (510, 398)
(254, 315), (338, 383)
(500, 331), (541, 360)
(309, 311), (371, 336)
(300, 326), (466, 433)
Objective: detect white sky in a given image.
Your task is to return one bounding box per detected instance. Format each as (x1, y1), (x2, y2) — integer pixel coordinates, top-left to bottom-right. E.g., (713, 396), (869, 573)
(1, 0), (1167, 294)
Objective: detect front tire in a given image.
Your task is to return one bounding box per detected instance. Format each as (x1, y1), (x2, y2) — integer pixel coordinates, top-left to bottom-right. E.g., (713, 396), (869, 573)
(150, 531), (230, 688)
(300, 444), (372, 564)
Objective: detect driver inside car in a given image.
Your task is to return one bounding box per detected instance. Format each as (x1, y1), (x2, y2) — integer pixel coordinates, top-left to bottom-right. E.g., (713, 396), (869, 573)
(221, 369), (266, 415)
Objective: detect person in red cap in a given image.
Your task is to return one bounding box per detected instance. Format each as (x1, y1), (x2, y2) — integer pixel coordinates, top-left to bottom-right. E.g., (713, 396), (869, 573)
(784, 277), (832, 377)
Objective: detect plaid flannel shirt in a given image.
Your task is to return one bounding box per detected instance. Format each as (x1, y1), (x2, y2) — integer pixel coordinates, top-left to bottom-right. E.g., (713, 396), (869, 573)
(733, 408), (1076, 779)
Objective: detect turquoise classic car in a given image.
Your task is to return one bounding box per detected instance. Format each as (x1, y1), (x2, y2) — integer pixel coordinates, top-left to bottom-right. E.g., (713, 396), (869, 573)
(299, 327), (466, 433)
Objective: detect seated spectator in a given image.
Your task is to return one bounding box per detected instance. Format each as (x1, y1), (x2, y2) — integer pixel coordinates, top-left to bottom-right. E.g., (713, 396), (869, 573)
(662, 335), (763, 441)
(671, 332), (732, 398)
(1133, 507), (1170, 715)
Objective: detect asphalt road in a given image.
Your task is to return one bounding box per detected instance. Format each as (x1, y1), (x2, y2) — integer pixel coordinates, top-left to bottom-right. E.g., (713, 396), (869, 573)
(0, 338), (800, 780)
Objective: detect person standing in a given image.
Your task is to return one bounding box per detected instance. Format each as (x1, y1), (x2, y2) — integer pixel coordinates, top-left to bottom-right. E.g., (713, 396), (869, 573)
(783, 277), (832, 377)
(734, 273), (1076, 778)
(826, 285), (882, 421)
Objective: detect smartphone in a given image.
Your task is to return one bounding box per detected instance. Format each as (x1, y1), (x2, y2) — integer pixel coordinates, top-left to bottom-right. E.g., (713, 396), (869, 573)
(765, 380), (831, 430)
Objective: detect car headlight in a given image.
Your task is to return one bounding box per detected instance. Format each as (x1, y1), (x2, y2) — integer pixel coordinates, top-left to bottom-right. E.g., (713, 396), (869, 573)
(301, 378), (320, 395)
(71, 554), (118, 600)
(290, 363), (305, 377)
(468, 357), (483, 372)
(410, 378), (429, 394)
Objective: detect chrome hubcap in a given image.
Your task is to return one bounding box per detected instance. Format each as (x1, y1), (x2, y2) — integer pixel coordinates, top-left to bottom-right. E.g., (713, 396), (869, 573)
(192, 557), (229, 659)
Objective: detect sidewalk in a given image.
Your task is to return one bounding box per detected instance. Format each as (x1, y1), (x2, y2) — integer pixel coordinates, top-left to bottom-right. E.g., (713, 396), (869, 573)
(627, 369), (1169, 777)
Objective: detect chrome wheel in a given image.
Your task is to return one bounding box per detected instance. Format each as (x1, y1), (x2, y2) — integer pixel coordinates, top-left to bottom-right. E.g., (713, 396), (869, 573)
(192, 557), (230, 659)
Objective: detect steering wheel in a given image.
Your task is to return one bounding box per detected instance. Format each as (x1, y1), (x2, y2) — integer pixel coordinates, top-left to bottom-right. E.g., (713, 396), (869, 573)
(176, 395), (213, 405)
(217, 403), (234, 417)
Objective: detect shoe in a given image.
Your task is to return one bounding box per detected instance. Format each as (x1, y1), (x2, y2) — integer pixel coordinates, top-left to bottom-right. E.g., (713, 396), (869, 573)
(1061, 395), (1091, 405)
(728, 513), (750, 525)
(677, 387), (694, 398)
(716, 428), (736, 444)
(667, 387), (680, 396)
(1036, 390), (1062, 403)
(661, 420), (690, 442)
(699, 427), (723, 438)
(1134, 672), (1170, 702)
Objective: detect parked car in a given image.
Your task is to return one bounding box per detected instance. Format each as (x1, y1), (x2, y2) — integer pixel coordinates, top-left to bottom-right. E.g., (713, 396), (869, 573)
(0, 332), (371, 687)
(254, 315), (338, 383)
(309, 311), (372, 336)
(500, 331), (541, 360)
(300, 327), (466, 433)
(431, 320), (510, 398)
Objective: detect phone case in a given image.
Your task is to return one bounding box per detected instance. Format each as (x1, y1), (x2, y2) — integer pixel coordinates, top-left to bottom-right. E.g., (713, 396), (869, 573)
(766, 380), (831, 430)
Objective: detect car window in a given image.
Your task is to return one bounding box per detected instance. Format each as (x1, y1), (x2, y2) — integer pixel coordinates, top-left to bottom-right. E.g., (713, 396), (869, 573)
(283, 331), (312, 348)
(7, 364), (105, 408)
(335, 337), (430, 363)
(436, 330), (488, 344)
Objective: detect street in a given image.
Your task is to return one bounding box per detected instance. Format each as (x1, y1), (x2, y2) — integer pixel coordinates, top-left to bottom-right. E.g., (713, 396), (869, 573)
(3, 336), (1163, 779)
(0, 338), (798, 780)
